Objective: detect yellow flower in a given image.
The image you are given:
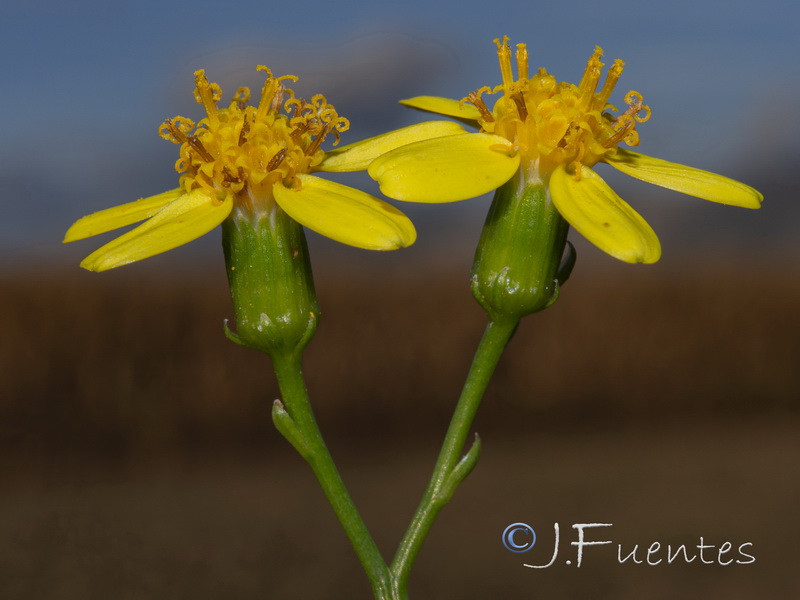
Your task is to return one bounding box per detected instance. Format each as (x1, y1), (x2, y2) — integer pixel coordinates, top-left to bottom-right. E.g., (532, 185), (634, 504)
(64, 67), (433, 271)
(367, 37), (763, 263)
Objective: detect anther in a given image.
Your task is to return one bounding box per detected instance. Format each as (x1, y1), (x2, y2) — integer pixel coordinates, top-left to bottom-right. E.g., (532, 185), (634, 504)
(304, 124), (329, 156)
(161, 119), (188, 144)
(512, 93), (528, 122)
(601, 118), (635, 148)
(238, 118), (250, 146)
(465, 91), (495, 123)
(290, 121), (312, 143)
(188, 136), (214, 162)
(222, 167), (240, 185)
(267, 148), (288, 171)
(270, 84), (286, 113)
(557, 123), (579, 148)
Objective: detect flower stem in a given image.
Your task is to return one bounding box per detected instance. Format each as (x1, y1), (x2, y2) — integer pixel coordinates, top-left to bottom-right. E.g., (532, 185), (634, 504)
(390, 316), (519, 596)
(271, 351), (394, 600)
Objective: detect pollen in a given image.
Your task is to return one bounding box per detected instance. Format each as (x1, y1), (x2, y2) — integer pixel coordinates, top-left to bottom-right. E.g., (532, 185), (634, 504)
(466, 38), (650, 178)
(158, 67), (349, 207)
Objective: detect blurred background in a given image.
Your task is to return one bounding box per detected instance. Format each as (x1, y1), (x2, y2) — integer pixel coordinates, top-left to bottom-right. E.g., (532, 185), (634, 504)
(1, 0), (798, 598)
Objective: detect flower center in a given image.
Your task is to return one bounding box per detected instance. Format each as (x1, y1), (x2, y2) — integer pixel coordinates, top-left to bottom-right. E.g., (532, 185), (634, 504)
(465, 37), (650, 179)
(159, 67), (349, 210)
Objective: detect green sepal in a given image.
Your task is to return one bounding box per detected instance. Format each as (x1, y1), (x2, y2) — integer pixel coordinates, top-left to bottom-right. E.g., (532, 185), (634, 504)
(222, 205), (320, 359)
(471, 172), (571, 320)
(556, 241), (577, 286)
(223, 319), (246, 346)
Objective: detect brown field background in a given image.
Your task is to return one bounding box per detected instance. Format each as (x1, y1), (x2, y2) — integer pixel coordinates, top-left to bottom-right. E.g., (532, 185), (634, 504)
(1, 256), (798, 599)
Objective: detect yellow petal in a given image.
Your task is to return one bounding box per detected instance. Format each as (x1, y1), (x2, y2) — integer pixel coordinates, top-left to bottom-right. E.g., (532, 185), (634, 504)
(400, 96), (482, 122)
(606, 149), (763, 208)
(80, 189), (233, 271)
(63, 189), (183, 242)
(368, 133), (519, 203)
(319, 121), (467, 172)
(273, 174), (416, 250)
(550, 165), (661, 264)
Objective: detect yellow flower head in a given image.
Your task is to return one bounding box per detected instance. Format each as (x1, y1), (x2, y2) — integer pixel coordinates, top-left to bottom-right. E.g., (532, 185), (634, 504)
(469, 38), (650, 178)
(161, 68), (348, 207)
(64, 67), (417, 271)
(366, 38), (763, 264)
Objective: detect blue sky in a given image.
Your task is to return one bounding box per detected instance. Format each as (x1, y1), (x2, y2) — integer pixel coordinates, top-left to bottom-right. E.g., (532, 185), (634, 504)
(2, 0), (797, 269)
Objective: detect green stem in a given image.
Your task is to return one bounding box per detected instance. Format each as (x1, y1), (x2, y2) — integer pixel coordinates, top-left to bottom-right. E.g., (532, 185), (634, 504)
(390, 316), (519, 597)
(271, 351), (394, 600)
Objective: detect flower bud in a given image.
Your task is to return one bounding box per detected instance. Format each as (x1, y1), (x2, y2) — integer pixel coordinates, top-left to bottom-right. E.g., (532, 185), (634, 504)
(222, 205), (319, 359)
(471, 171), (570, 320)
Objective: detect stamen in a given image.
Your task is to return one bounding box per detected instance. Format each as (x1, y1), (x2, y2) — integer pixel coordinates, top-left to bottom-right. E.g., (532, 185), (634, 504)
(494, 36), (515, 91)
(578, 47), (604, 102)
(601, 116), (635, 148)
(596, 59), (625, 107)
(304, 124), (329, 156)
(256, 76), (280, 120)
(222, 167), (240, 185)
(557, 123), (581, 149)
(193, 70), (220, 125)
(267, 148), (288, 171)
(289, 121), (312, 143)
(159, 118), (189, 144)
(512, 93), (528, 122)
(238, 117), (250, 146)
(254, 67), (298, 120)
(188, 136), (214, 162)
(308, 94), (336, 132)
(464, 90), (495, 123)
(270, 84), (286, 113)
(515, 43), (529, 80)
